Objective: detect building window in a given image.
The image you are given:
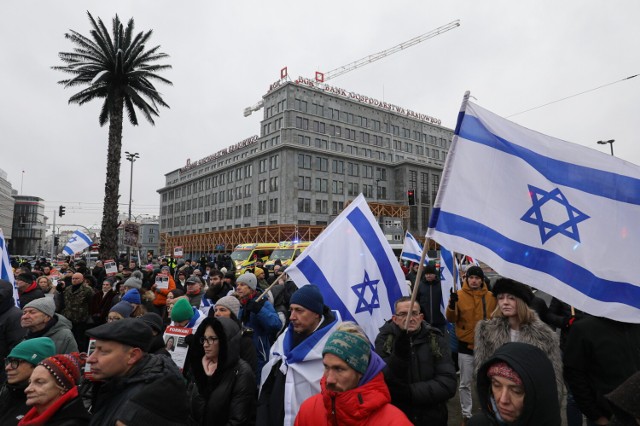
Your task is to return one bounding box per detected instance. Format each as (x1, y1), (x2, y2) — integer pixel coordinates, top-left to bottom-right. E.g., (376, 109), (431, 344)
(259, 159), (267, 173)
(243, 203), (252, 217)
(295, 117), (309, 130)
(298, 135), (310, 146)
(332, 201), (344, 215)
(347, 162), (359, 177)
(298, 154), (311, 169)
(348, 182), (360, 196)
(269, 198), (279, 214)
(298, 176), (311, 191)
(269, 154), (279, 170)
(332, 160), (344, 174)
(332, 180), (343, 195)
(297, 198), (311, 213)
(315, 178), (328, 193)
(258, 200), (267, 215)
(316, 157), (328, 172)
(269, 176), (279, 191)
(315, 199), (328, 213)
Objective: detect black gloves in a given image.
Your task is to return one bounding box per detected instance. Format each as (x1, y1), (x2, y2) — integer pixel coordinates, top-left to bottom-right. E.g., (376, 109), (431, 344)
(246, 298), (265, 314)
(448, 289), (459, 310)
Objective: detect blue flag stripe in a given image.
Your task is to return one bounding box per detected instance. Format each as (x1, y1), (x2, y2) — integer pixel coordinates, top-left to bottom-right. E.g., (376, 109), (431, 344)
(433, 209), (640, 308)
(296, 256), (357, 323)
(346, 207), (406, 306)
(459, 115), (640, 205)
(76, 231), (92, 245)
(401, 252), (422, 263)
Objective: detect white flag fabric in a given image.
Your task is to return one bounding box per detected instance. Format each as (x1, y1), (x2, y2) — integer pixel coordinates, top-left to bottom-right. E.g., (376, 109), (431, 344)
(427, 97), (640, 323)
(0, 229), (20, 306)
(62, 230), (93, 256)
(400, 231), (428, 265)
(287, 194), (409, 342)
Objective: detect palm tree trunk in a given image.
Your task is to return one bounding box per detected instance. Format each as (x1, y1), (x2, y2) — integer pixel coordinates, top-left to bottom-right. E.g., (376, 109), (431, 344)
(99, 94), (124, 261)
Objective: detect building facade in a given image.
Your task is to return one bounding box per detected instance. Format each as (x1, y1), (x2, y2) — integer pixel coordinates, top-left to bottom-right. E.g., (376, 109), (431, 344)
(11, 194), (47, 255)
(0, 169), (15, 240)
(158, 79), (453, 243)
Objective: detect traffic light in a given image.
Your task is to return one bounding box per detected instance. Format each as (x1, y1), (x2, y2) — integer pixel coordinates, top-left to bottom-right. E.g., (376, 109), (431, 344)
(54, 236), (59, 246)
(58, 206), (66, 217)
(407, 189), (416, 206)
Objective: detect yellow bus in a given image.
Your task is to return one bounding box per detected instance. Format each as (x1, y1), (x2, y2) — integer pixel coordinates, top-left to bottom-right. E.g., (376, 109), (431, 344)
(230, 243), (279, 275)
(264, 241), (312, 271)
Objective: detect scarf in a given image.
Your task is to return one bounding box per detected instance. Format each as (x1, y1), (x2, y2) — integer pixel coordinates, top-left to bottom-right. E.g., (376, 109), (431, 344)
(18, 386), (78, 426)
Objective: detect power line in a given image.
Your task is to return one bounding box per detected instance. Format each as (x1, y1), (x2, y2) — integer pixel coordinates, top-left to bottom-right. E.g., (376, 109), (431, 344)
(506, 74), (639, 118)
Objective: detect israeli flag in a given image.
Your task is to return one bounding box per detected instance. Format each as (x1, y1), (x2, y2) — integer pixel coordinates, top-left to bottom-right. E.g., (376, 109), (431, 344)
(287, 194), (409, 341)
(62, 230), (93, 256)
(400, 231), (429, 265)
(0, 229), (20, 307)
(439, 246), (458, 315)
(428, 95), (640, 323)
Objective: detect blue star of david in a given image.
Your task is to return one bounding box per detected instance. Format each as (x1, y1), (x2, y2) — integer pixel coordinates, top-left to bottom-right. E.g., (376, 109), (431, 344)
(520, 185), (590, 244)
(439, 266), (445, 281)
(351, 271), (380, 315)
(68, 236), (78, 244)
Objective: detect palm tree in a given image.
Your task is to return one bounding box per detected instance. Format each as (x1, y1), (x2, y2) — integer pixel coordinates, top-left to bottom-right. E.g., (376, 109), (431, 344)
(53, 11), (172, 261)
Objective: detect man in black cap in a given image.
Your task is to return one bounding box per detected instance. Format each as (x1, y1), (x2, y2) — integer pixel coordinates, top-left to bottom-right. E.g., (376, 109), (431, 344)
(416, 263), (447, 333)
(85, 318), (189, 425)
(257, 284), (341, 426)
(15, 273), (44, 307)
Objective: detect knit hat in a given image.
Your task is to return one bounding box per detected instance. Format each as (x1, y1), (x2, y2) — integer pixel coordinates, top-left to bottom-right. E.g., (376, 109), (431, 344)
(123, 275), (143, 290)
(254, 267), (265, 277)
(110, 301), (135, 318)
(290, 285), (324, 315)
(487, 361), (523, 386)
(86, 318), (153, 351)
(7, 337), (56, 366)
(16, 273), (34, 283)
(466, 265), (484, 279)
(215, 295), (241, 318)
(141, 312), (164, 333)
(122, 288), (141, 305)
(161, 265), (170, 272)
(39, 353), (83, 392)
(236, 272), (257, 291)
(492, 278), (534, 305)
(23, 297), (56, 318)
(424, 264), (437, 274)
(323, 330), (371, 375)
(171, 298), (195, 323)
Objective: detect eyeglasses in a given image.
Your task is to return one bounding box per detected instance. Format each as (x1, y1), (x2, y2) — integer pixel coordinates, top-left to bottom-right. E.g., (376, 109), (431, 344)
(107, 316), (122, 322)
(4, 358), (25, 369)
(395, 311), (420, 318)
(200, 336), (219, 345)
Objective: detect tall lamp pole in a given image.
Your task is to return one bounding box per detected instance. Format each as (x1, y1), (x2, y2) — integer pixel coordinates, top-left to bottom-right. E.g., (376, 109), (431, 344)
(125, 152), (140, 262)
(597, 139), (615, 156)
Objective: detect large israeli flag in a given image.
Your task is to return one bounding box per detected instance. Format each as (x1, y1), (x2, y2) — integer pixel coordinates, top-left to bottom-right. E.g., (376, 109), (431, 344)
(428, 95), (640, 323)
(287, 194), (409, 341)
(0, 229), (20, 306)
(62, 230), (93, 256)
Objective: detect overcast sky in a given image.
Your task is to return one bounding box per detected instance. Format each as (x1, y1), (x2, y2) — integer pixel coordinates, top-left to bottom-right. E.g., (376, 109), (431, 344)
(2, 1), (639, 233)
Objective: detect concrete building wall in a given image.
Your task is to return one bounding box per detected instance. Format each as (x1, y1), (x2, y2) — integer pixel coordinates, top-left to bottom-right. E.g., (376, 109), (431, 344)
(0, 169), (14, 240)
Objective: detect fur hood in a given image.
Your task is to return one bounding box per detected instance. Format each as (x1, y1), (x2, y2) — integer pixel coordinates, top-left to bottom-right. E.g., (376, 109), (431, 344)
(474, 311), (563, 398)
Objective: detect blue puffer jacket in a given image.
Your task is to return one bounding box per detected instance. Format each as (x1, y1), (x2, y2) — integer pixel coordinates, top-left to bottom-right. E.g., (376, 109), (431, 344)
(239, 293), (282, 378)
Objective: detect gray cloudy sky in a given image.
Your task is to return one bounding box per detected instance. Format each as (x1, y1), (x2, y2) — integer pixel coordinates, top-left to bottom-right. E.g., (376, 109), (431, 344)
(1, 1), (639, 232)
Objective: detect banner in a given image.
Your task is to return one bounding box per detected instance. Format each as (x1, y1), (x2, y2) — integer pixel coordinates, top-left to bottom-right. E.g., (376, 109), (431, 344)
(427, 96), (640, 322)
(287, 194), (409, 342)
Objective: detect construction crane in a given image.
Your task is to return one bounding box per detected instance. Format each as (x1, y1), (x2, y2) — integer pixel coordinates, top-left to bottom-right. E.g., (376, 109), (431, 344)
(244, 19), (460, 117)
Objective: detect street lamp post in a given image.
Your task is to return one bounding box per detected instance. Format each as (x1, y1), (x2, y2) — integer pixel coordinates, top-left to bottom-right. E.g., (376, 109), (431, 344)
(125, 152), (140, 262)
(597, 139), (615, 156)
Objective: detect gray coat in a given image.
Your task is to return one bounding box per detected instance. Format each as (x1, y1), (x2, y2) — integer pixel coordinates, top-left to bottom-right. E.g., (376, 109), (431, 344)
(41, 314), (78, 354)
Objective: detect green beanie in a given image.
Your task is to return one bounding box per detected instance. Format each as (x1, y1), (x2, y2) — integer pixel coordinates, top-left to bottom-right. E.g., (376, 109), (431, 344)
(171, 298), (194, 323)
(323, 330), (371, 375)
(8, 337), (56, 366)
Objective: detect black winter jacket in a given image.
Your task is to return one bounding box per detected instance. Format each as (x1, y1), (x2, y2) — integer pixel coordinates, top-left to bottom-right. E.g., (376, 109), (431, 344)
(374, 320), (456, 426)
(0, 381), (28, 425)
(186, 316), (256, 426)
(0, 280), (26, 383)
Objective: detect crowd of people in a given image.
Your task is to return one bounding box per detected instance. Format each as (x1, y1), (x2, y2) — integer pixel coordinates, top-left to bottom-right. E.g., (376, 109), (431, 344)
(0, 255), (637, 425)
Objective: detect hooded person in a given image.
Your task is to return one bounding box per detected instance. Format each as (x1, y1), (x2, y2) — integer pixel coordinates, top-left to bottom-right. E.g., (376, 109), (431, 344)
(469, 342), (561, 426)
(0, 279), (27, 383)
(0, 337), (56, 426)
(185, 316), (256, 425)
(294, 322), (412, 425)
(211, 295), (257, 374)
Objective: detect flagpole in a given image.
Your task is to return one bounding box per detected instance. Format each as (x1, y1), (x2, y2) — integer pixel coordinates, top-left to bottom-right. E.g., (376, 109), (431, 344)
(405, 236), (430, 329)
(452, 251), (459, 292)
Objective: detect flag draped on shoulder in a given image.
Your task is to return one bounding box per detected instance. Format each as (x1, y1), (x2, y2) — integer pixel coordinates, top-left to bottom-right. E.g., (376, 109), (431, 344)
(427, 94), (640, 323)
(287, 194), (409, 341)
(0, 229), (19, 306)
(400, 231), (429, 265)
(62, 230), (93, 256)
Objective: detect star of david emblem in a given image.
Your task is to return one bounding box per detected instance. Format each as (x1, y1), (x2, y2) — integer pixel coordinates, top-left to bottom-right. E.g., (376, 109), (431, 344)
(520, 185), (590, 244)
(68, 236), (78, 244)
(439, 266), (445, 281)
(351, 271), (380, 315)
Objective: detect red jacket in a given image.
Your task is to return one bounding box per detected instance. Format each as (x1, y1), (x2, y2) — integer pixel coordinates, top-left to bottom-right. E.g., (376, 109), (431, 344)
(294, 372), (412, 426)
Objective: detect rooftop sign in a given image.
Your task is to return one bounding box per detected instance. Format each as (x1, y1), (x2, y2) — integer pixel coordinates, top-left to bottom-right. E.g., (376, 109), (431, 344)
(181, 135), (258, 172)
